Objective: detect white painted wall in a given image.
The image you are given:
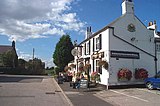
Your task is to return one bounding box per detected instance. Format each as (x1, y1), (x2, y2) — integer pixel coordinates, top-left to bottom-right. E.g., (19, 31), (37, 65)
(106, 14), (156, 85)
(99, 29), (110, 85)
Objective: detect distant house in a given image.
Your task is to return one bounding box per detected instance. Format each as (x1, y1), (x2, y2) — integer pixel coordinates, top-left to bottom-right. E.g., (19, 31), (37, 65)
(0, 41), (18, 68)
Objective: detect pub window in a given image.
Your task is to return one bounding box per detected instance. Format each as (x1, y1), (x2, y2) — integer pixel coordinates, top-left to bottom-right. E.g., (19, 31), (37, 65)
(96, 37), (100, 50)
(96, 60), (102, 74)
(84, 43), (86, 55)
(86, 41), (90, 55)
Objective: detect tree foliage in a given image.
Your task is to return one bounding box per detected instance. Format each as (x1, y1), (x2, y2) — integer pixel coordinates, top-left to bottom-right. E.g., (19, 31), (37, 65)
(53, 34), (74, 71)
(25, 58), (45, 75)
(2, 50), (18, 67)
(18, 58), (26, 69)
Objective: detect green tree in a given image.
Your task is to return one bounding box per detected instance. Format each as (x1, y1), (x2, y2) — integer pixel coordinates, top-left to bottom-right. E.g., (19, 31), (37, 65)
(25, 58), (45, 75)
(53, 34), (74, 72)
(18, 58), (26, 69)
(2, 50), (18, 68)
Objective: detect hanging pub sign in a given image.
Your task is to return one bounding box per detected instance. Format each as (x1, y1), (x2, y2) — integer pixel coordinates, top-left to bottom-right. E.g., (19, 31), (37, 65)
(110, 50), (140, 59)
(91, 52), (104, 59)
(78, 58), (84, 62)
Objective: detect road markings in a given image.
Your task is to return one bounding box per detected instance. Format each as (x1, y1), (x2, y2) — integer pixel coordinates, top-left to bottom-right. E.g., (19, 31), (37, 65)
(137, 88), (156, 94)
(138, 88), (160, 95)
(110, 90), (149, 102)
(65, 91), (80, 95)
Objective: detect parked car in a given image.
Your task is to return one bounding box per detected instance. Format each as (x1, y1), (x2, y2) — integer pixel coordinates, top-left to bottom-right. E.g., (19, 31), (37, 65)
(57, 75), (63, 84)
(144, 71), (160, 90)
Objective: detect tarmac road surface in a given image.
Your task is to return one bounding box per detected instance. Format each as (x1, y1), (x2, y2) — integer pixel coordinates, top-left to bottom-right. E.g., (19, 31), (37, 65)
(0, 74), (72, 106)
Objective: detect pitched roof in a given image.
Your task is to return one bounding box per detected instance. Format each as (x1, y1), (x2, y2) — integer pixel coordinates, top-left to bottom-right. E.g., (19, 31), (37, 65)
(79, 14), (126, 45)
(0, 46), (14, 54)
(79, 13), (149, 45)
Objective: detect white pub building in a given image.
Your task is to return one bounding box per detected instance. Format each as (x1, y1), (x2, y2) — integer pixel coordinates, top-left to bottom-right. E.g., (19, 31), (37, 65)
(72, 0), (160, 86)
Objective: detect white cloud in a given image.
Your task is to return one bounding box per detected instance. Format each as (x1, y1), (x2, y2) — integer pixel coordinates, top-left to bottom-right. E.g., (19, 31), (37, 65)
(43, 59), (55, 68)
(18, 51), (33, 61)
(43, 28), (65, 35)
(0, 0), (85, 42)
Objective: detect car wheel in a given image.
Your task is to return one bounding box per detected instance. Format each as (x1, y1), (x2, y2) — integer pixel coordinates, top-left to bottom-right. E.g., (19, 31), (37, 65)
(146, 82), (153, 90)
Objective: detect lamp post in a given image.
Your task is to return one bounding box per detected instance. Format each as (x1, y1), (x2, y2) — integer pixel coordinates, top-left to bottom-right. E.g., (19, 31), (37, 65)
(85, 61), (90, 89)
(87, 64), (90, 89)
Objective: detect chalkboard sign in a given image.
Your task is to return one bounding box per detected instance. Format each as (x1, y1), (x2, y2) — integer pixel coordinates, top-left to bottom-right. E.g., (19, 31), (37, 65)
(80, 79), (88, 88)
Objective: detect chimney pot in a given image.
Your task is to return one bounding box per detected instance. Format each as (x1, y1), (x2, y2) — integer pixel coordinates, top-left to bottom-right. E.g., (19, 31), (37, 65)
(90, 26), (91, 32)
(149, 22), (153, 26)
(154, 20), (156, 25)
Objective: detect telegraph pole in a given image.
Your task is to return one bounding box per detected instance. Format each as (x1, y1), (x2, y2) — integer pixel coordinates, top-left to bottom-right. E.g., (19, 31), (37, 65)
(33, 48), (35, 60)
(32, 48), (35, 71)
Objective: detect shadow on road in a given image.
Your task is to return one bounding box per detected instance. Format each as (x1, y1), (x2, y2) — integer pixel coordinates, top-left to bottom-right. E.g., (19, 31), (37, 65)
(0, 75), (43, 83)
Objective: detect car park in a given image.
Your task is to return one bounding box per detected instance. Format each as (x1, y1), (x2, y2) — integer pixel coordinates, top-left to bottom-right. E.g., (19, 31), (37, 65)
(144, 71), (160, 90)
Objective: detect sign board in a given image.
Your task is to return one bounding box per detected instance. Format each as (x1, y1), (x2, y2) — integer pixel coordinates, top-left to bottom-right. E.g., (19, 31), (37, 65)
(71, 49), (78, 56)
(80, 79), (88, 88)
(110, 50), (140, 59)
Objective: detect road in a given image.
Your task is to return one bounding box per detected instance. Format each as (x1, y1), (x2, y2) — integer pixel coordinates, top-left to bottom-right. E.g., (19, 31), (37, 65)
(0, 74), (72, 106)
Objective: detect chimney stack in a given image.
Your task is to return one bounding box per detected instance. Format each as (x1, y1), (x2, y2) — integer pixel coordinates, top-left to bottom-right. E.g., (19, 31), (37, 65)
(12, 41), (15, 48)
(122, 0), (134, 15)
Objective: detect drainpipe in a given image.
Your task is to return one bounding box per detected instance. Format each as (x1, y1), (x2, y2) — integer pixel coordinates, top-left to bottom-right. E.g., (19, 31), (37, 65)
(155, 40), (158, 75)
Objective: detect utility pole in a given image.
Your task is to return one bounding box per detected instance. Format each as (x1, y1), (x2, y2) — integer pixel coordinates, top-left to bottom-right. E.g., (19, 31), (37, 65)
(32, 48), (35, 71)
(33, 48), (35, 60)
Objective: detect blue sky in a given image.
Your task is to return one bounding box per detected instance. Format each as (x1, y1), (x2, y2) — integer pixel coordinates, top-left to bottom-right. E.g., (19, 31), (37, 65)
(0, 0), (160, 68)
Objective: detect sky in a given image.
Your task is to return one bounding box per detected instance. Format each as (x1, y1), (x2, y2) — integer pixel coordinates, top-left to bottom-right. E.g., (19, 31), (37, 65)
(0, 0), (160, 68)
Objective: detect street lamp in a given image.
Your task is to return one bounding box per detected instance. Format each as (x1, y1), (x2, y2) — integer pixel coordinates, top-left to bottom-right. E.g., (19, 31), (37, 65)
(86, 62), (90, 89)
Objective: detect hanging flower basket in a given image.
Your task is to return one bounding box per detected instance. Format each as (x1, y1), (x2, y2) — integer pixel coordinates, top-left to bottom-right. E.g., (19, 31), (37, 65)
(135, 68), (148, 80)
(78, 62), (84, 72)
(117, 68), (132, 81)
(98, 60), (109, 70)
(91, 71), (101, 82)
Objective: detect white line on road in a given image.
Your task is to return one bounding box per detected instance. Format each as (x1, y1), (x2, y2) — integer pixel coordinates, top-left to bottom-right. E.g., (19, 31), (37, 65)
(110, 90), (149, 102)
(137, 88), (160, 95)
(137, 88), (156, 94)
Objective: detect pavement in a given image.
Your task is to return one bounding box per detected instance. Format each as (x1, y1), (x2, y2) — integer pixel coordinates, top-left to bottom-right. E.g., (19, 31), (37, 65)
(57, 79), (160, 106)
(57, 79), (113, 106)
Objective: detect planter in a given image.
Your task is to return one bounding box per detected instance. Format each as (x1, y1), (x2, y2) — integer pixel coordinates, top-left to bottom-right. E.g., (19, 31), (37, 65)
(91, 72), (101, 82)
